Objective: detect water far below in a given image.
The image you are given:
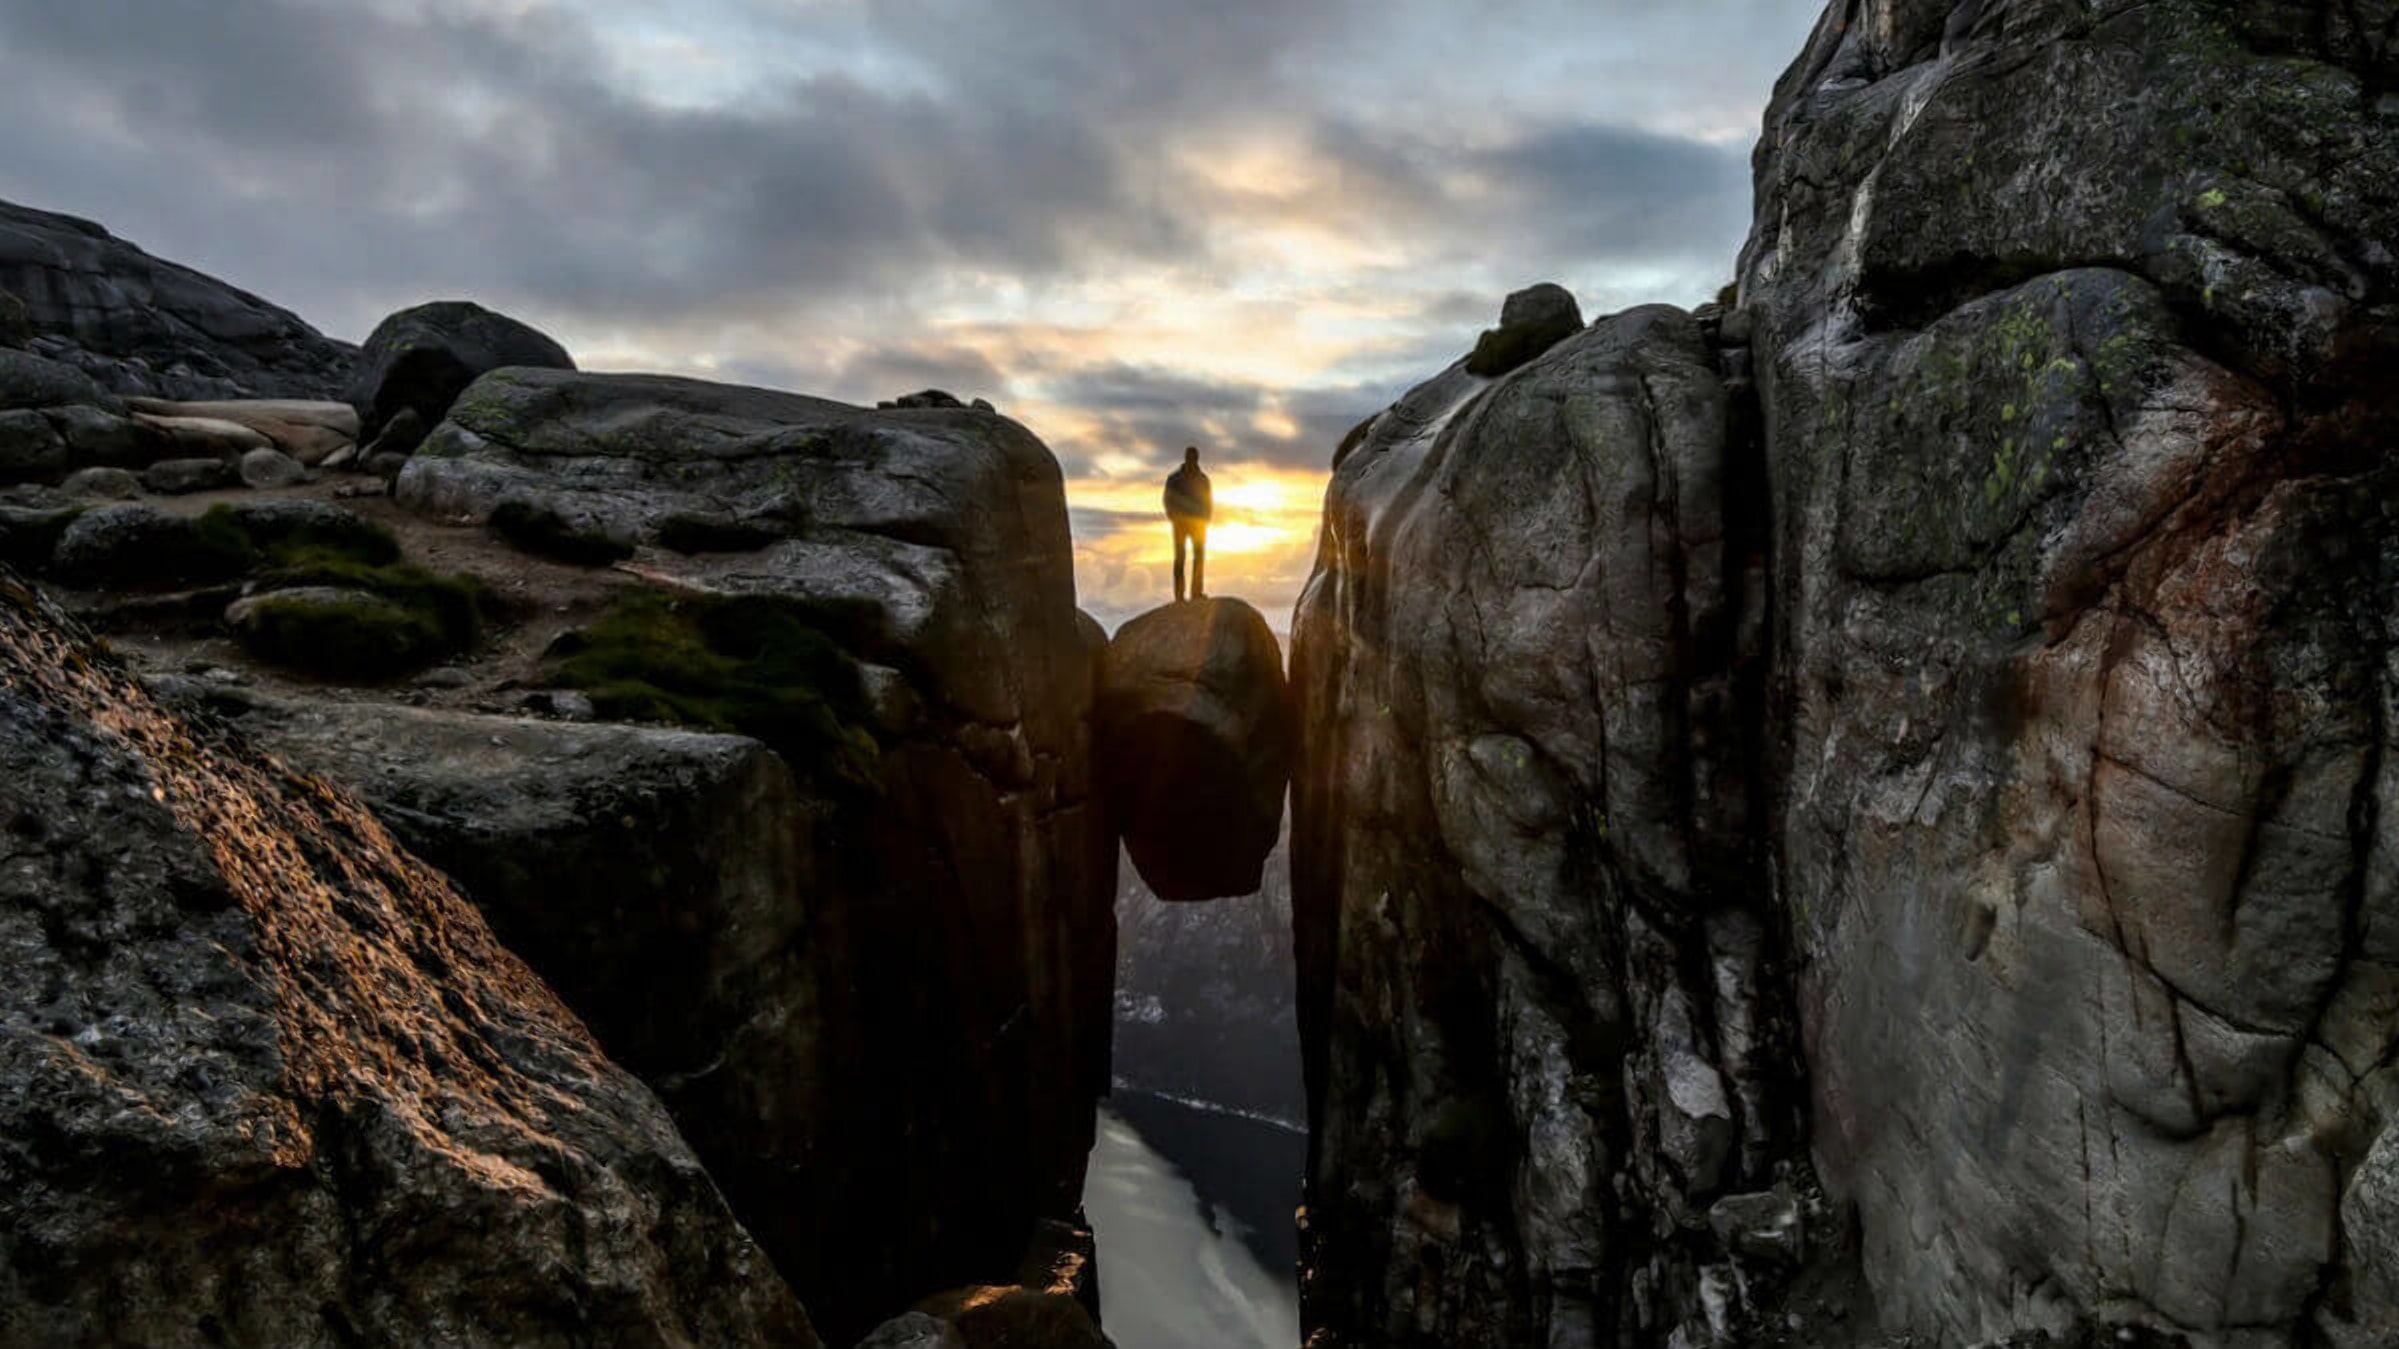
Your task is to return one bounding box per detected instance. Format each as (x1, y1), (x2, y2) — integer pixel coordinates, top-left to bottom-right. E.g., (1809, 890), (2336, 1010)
(1082, 1091), (1304, 1349)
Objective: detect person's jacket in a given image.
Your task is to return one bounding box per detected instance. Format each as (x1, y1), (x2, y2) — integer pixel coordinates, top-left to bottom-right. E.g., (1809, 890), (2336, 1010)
(1164, 465), (1212, 523)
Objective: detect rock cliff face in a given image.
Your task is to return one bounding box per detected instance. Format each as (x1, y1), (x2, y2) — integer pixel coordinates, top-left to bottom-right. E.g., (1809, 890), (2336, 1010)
(0, 576), (811, 1346)
(394, 369), (1117, 1340)
(1740, 2), (2399, 1344)
(0, 199), (355, 401)
(1292, 304), (1800, 1345)
(1293, 4), (2399, 1347)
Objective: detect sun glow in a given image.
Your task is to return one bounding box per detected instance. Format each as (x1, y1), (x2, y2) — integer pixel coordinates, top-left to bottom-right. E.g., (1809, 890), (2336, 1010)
(1065, 462), (1328, 630)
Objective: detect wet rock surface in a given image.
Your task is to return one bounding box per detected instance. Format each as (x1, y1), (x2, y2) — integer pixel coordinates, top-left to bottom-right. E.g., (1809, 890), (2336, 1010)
(1097, 597), (1291, 903)
(0, 576), (813, 1346)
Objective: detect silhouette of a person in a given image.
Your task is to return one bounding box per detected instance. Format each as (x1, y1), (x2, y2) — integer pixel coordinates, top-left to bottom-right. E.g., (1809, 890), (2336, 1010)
(1164, 446), (1212, 603)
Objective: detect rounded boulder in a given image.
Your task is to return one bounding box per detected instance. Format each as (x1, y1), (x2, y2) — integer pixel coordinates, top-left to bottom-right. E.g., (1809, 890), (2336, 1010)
(1097, 596), (1292, 902)
(346, 301), (574, 449)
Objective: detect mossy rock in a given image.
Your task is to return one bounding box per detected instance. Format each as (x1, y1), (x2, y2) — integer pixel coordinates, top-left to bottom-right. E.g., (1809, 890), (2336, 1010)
(202, 501), (403, 568)
(0, 291), (29, 349)
(542, 589), (877, 788)
(490, 499), (634, 566)
(227, 587), (455, 679)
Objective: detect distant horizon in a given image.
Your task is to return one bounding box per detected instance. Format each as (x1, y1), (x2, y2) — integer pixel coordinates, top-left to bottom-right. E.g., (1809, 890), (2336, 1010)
(0, 0), (1821, 623)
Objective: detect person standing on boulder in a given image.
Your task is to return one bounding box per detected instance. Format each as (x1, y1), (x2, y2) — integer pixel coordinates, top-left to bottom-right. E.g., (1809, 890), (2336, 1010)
(1164, 446), (1212, 603)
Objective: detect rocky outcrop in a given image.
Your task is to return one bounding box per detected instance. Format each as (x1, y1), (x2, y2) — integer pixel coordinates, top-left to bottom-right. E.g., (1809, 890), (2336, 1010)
(0, 575), (812, 1345)
(1295, 5), (2399, 1348)
(0, 199), (355, 400)
(1096, 598), (1291, 903)
(1292, 301), (1799, 1345)
(1737, 3), (2399, 1344)
(395, 369), (1116, 1341)
(347, 301), (574, 455)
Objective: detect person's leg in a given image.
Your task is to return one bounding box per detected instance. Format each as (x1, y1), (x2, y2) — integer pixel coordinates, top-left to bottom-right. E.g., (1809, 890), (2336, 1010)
(1192, 522), (1206, 598)
(1172, 519), (1189, 602)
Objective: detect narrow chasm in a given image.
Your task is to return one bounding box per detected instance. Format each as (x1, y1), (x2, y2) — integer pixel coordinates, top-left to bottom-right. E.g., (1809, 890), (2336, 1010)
(1081, 603), (1306, 1349)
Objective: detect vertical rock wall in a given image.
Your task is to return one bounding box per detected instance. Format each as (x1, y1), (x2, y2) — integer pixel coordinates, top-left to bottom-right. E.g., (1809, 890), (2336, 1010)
(1291, 306), (1801, 1345)
(1742, 2), (2399, 1344)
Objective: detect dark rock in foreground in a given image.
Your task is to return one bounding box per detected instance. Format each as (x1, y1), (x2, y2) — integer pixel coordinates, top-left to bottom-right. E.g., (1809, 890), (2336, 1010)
(0, 574), (813, 1346)
(1098, 598), (1291, 903)
(346, 300), (574, 454)
(0, 198), (355, 400)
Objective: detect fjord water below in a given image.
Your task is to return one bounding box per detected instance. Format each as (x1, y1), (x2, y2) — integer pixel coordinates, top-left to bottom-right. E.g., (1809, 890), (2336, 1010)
(1082, 1090), (1304, 1348)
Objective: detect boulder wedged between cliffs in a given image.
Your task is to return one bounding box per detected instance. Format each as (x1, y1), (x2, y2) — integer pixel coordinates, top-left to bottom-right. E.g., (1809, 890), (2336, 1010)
(1098, 596), (1292, 904)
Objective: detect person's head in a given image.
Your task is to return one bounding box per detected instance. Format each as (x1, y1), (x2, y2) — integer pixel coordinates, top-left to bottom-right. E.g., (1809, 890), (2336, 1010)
(1184, 446), (1200, 467)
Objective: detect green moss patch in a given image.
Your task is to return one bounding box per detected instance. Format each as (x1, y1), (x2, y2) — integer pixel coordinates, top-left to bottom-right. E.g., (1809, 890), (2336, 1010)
(232, 589), (455, 680)
(543, 589), (878, 788)
(203, 505), (487, 678)
(490, 499), (634, 566)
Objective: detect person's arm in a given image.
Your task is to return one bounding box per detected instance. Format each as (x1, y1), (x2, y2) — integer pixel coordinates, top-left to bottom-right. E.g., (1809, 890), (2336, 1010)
(1199, 472), (1213, 520)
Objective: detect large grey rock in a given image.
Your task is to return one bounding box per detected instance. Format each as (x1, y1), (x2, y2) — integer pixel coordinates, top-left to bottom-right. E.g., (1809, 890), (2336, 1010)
(1737, 3), (2399, 1344)
(390, 368), (1115, 1340)
(0, 576), (813, 1346)
(0, 198), (355, 400)
(1097, 597), (1291, 903)
(133, 412), (274, 459)
(1291, 305), (1793, 1346)
(129, 397), (359, 465)
(346, 301), (573, 450)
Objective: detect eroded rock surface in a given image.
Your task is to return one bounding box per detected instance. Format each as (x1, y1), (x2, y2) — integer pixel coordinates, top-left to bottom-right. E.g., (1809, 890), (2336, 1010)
(1738, 2), (2399, 1344)
(0, 199), (354, 400)
(1097, 598), (1291, 903)
(0, 576), (813, 1346)
(1292, 303), (1801, 1345)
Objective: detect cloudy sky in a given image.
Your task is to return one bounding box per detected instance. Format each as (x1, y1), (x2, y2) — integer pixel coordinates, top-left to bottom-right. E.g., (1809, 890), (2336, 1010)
(0, 0), (1821, 626)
